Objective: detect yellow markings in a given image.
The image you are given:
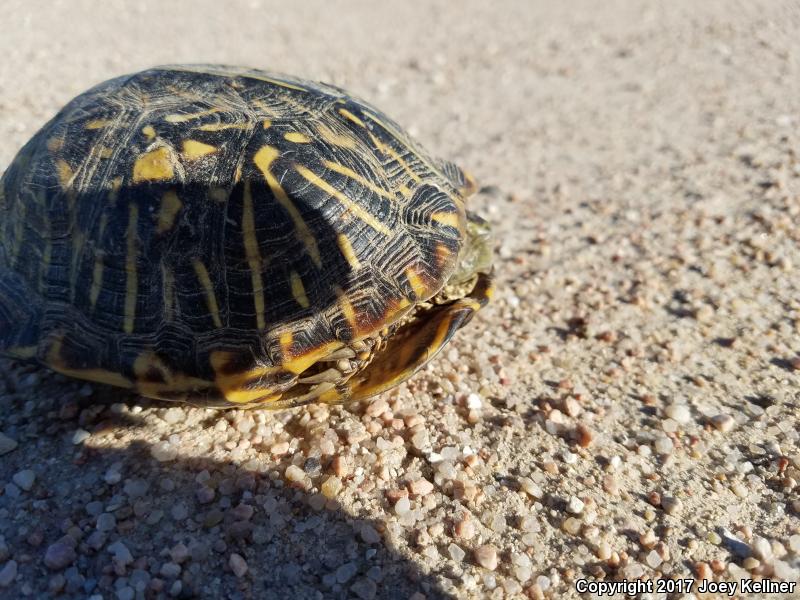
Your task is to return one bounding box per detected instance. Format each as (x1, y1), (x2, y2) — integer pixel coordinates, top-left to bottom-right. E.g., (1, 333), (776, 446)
(368, 132), (421, 183)
(284, 131), (311, 143)
(242, 180), (266, 329)
(337, 289), (359, 334)
(164, 107), (221, 123)
(133, 352), (214, 398)
(338, 108), (365, 127)
(162, 265), (175, 320)
(56, 159), (74, 188)
(434, 243), (452, 268)
(398, 184), (412, 197)
(322, 160), (393, 199)
(317, 123), (357, 149)
(294, 163), (391, 235)
(141, 125), (156, 139)
(181, 139), (217, 160)
(336, 234), (361, 270)
(210, 351), (283, 403)
(197, 122), (250, 132)
(85, 118), (114, 130)
(252, 145), (322, 267)
(96, 146), (113, 159)
(132, 147), (175, 182)
(262, 119), (272, 129)
(405, 267), (429, 299)
(193, 260), (222, 328)
(6, 346), (37, 359)
(123, 204), (139, 333)
(209, 187), (228, 202)
(431, 211), (461, 228)
(282, 341), (343, 375)
(156, 191), (182, 234)
(47, 335), (132, 388)
(289, 271), (310, 308)
(47, 137), (64, 152)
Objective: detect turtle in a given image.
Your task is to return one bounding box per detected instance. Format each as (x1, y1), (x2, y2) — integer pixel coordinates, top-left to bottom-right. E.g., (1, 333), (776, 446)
(0, 65), (493, 409)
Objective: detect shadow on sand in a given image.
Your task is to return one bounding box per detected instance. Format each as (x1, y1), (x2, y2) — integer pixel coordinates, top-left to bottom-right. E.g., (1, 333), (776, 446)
(0, 362), (456, 600)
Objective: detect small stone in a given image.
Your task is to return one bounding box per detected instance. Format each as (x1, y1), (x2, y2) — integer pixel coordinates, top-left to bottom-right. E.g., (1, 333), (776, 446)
(661, 496), (682, 515)
(196, 486), (215, 504)
(665, 403), (691, 424)
(159, 562), (181, 578)
(394, 497), (411, 515)
(231, 503), (254, 521)
(123, 479), (149, 498)
(751, 536), (773, 563)
(562, 517), (582, 535)
(71, 429), (90, 444)
(229, 553), (248, 578)
(12, 470), (35, 491)
(44, 542), (76, 570)
(96, 513), (116, 532)
(321, 476), (342, 498)
(0, 433), (17, 456)
(566, 496), (584, 514)
(519, 477), (543, 499)
(108, 541), (133, 567)
(646, 550), (662, 568)
(151, 441), (177, 462)
(474, 545), (498, 570)
(0, 560), (17, 587)
(409, 478), (434, 496)
(359, 524), (381, 544)
(116, 587), (135, 600)
(161, 408), (185, 425)
(466, 393), (482, 409)
(654, 436), (673, 455)
(336, 562), (358, 584)
(454, 518), (475, 540)
(350, 577), (378, 600)
(788, 534), (800, 554)
(171, 503), (188, 520)
(710, 414), (735, 432)
(448, 543), (465, 562)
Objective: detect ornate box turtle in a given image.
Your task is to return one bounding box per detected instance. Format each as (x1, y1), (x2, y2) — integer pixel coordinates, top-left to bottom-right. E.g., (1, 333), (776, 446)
(0, 65), (493, 408)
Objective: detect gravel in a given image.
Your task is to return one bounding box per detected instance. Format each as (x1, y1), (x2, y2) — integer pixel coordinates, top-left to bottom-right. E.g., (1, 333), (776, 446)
(1, 1), (800, 599)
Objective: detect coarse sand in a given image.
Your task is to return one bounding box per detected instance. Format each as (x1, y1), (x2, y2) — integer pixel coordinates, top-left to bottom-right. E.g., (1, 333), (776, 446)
(1, 1), (799, 598)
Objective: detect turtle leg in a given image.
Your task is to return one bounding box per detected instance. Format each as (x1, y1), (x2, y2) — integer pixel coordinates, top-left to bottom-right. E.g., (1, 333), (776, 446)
(340, 270), (494, 403)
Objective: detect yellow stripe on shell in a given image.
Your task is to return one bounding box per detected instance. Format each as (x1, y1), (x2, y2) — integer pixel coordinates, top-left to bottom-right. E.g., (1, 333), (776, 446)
(156, 191), (182, 234)
(85, 119), (114, 129)
(132, 147), (175, 182)
(289, 271), (310, 308)
(242, 180), (266, 329)
(316, 123), (357, 148)
(252, 145), (322, 267)
(338, 108), (365, 127)
(321, 160), (394, 200)
(293, 164), (391, 235)
(193, 260), (222, 328)
(56, 159), (74, 188)
(284, 132), (311, 143)
(431, 211), (461, 228)
(181, 139), (217, 160)
(367, 132), (421, 183)
(141, 125), (156, 139)
(47, 335), (133, 388)
(123, 204), (139, 333)
(197, 122), (250, 132)
(405, 267), (429, 299)
(164, 107), (222, 123)
(336, 234), (361, 270)
(47, 137), (64, 152)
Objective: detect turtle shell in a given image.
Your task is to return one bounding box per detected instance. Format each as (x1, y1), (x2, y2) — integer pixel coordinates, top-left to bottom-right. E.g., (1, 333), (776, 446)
(0, 65), (483, 406)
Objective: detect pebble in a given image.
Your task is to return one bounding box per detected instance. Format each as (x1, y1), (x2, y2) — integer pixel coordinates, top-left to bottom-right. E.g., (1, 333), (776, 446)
(448, 543), (465, 562)
(44, 541), (76, 570)
(229, 553), (248, 578)
(336, 562), (358, 583)
(71, 429), (90, 444)
(519, 477), (543, 499)
(0, 560), (17, 587)
(321, 476), (342, 498)
(359, 524), (381, 544)
(566, 496), (584, 514)
(661, 496), (682, 515)
(710, 414), (735, 432)
(196, 486), (215, 504)
(151, 441), (178, 462)
(394, 497), (411, 515)
(123, 479), (149, 498)
(751, 536), (773, 562)
(654, 436), (673, 455)
(562, 517), (582, 535)
(665, 403), (691, 424)
(159, 562), (181, 578)
(474, 545), (498, 570)
(108, 541), (133, 567)
(161, 408), (185, 425)
(12, 469), (35, 491)
(350, 577), (378, 600)
(466, 393), (482, 409)
(96, 513), (116, 532)
(409, 478), (434, 496)
(0, 433), (18, 456)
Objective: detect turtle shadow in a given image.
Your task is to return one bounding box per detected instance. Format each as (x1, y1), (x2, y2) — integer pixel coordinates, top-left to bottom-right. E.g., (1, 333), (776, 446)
(0, 369), (457, 600)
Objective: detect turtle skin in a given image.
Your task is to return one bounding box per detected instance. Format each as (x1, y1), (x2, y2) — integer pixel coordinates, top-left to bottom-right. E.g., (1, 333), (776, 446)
(0, 65), (492, 408)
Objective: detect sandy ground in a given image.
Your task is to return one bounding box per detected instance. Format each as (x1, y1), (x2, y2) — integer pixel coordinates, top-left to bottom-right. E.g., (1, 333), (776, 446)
(1, 1), (800, 599)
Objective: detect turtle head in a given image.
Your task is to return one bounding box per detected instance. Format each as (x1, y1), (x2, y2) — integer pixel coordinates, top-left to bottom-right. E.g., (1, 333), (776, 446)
(448, 211), (493, 289)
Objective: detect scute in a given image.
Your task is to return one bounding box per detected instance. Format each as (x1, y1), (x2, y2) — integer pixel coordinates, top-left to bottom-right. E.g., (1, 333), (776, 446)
(0, 65), (486, 407)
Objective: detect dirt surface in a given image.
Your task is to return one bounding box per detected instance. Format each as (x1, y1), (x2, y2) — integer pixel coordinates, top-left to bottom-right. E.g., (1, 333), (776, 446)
(1, 1), (800, 599)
